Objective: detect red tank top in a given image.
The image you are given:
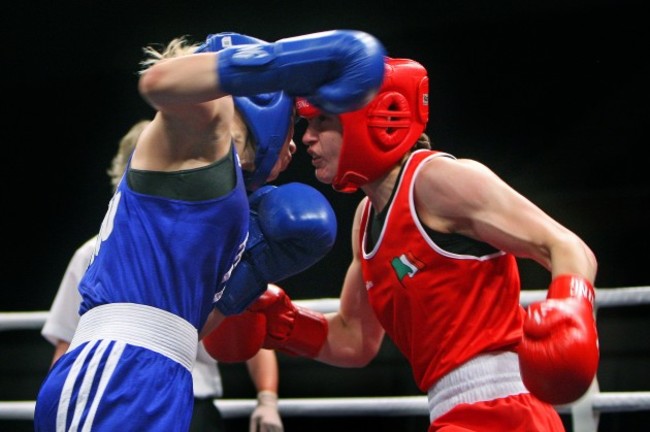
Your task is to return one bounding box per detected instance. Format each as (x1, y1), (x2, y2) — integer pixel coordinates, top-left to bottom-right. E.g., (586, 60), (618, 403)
(359, 150), (524, 392)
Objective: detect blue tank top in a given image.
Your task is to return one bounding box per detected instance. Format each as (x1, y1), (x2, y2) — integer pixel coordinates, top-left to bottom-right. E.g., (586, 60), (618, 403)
(78, 150), (249, 330)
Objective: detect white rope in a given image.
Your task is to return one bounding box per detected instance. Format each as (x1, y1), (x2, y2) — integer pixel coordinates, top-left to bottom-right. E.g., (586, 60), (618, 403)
(593, 392), (650, 412)
(0, 402), (33, 420)
(1, 285), (649, 428)
(297, 286), (650, 311)
(2, 286), (648, 331)
(0, 311), (49, 332)
(518, 286), (650, 308)
(2, 393), (649, 420)
(592, 286), (650, 308)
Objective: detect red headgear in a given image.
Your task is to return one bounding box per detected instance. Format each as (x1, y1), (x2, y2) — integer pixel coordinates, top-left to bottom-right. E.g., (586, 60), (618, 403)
(297, 57), (429, 192)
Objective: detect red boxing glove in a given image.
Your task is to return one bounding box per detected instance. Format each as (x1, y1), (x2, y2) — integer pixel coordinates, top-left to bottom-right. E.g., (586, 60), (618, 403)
(519, 274), (599, 405)
(249, 284), (328, 357)
(202, 311), (266, 363)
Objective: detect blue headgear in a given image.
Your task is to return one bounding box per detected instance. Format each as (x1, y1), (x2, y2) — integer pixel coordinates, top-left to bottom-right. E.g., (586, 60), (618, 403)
(196, 32), (293, 191)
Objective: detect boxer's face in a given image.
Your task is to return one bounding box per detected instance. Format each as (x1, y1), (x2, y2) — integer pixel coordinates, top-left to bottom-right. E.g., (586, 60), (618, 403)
(266, 119), (297, 183)
(300, 113), (342, 186)
(231, 112), (256, 173)
(233, 110), (296, 183)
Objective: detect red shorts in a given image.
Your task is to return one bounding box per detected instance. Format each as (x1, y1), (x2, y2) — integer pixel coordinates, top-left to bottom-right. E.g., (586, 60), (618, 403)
(429, 393), (564, 431)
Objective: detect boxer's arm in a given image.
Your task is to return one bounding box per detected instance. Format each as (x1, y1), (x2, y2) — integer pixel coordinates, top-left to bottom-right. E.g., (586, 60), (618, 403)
(141, 30), (385, 115)
(317, 202), (386, 367)
(414, 157), (597, 279)
(52, 341), (70, 367)
(216, 30), (386, 113)
(139, 53), (231, 112)
(255, 202), (385, 367)
(414, 158), (599, 405)
(199, 308), (226, 341)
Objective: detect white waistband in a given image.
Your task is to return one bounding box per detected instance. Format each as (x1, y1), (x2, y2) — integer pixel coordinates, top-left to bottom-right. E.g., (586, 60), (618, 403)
(427, 351), (528, 422)
(69, 303), (198, 372)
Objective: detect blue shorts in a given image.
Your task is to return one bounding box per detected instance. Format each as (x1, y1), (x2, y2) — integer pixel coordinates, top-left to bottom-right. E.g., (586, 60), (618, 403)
(34, 303), (198, 432)
(35, 340), (193, 431)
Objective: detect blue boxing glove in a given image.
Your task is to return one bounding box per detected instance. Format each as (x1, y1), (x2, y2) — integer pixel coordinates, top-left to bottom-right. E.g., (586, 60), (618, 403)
(216, 182), (337, 315)
(217, 30), (386, 113)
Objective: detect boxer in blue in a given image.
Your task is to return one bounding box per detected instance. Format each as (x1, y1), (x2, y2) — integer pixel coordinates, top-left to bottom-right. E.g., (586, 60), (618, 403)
(34, 30), (386, 431)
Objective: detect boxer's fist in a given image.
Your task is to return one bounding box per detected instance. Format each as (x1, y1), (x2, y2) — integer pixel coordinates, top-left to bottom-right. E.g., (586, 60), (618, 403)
(217, 30), (386, 113)
(250, 284), (328, 358)
(519, 274), (599, 405)
(202, 311), (266, 363)
(216, 183), (336, 316)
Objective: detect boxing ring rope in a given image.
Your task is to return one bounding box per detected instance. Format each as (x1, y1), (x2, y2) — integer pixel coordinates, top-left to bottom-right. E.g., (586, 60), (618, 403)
(2, 286), (650, 431)
(2, 286), (649, 332)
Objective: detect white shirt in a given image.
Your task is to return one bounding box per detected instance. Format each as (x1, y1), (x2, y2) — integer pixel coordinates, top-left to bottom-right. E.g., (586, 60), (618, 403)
(41, 236), (223, 398)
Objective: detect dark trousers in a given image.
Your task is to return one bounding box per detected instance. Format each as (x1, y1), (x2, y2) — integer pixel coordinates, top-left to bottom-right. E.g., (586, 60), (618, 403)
(189, 397), (226, 432)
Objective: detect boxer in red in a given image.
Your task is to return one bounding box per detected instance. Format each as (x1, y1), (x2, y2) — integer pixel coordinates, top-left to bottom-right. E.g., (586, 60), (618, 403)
(207, 57), (599, 431)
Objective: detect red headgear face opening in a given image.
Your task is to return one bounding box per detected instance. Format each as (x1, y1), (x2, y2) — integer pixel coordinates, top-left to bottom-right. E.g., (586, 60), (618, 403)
(297, 57), (429, 193)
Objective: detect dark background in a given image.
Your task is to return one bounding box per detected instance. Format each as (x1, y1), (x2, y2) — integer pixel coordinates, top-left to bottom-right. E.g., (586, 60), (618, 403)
(3, 1), (648, 431)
